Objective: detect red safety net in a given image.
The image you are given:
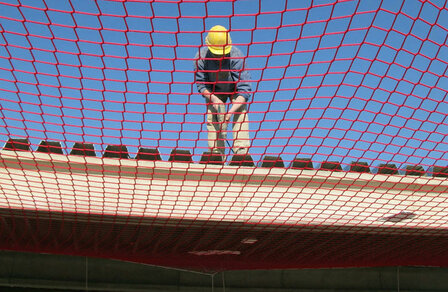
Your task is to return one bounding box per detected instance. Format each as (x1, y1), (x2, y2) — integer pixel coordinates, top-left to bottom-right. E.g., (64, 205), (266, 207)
(0, 0), (448, 271)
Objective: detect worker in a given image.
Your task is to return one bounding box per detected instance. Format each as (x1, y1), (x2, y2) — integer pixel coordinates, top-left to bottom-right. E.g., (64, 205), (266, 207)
(194, 25), (251, 159)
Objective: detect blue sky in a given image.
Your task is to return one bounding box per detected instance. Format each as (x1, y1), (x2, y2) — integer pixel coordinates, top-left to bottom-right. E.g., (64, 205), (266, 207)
(0, 0), (447, 170)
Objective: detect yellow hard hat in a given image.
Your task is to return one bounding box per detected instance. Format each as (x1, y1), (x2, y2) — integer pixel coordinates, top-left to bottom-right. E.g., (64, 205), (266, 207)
(205, 25), (232, 55)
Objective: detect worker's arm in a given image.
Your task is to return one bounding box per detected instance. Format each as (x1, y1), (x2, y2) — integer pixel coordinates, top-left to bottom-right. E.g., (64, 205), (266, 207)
(231, 50), (251, 98)
(225, 95), (246, 122)
(226, 53), (251, 121)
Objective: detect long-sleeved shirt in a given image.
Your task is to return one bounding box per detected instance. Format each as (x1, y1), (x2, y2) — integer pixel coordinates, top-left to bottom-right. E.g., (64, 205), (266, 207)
(194, 46), (251, 100)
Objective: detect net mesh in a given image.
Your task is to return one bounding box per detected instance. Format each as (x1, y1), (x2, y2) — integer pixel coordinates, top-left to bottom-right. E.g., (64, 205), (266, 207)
(0, 0), (448, 270)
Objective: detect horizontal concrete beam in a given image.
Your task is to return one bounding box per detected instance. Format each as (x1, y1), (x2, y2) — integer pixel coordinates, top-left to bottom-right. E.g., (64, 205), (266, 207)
(0, 150), (447, 235)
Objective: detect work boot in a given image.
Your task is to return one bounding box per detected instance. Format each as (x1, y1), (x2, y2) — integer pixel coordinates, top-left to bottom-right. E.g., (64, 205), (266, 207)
(211, 149), (225, 163)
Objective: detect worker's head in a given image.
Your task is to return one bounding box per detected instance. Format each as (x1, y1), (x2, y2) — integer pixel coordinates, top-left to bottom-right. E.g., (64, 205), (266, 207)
(205, 25), (232, 56)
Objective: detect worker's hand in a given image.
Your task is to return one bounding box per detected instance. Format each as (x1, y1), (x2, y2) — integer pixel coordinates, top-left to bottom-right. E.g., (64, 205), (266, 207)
(210, 94), (224, 112)
(228, 95), (247, 114)
(225, 113), (232, 123)
(202, 90), (224, 112)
